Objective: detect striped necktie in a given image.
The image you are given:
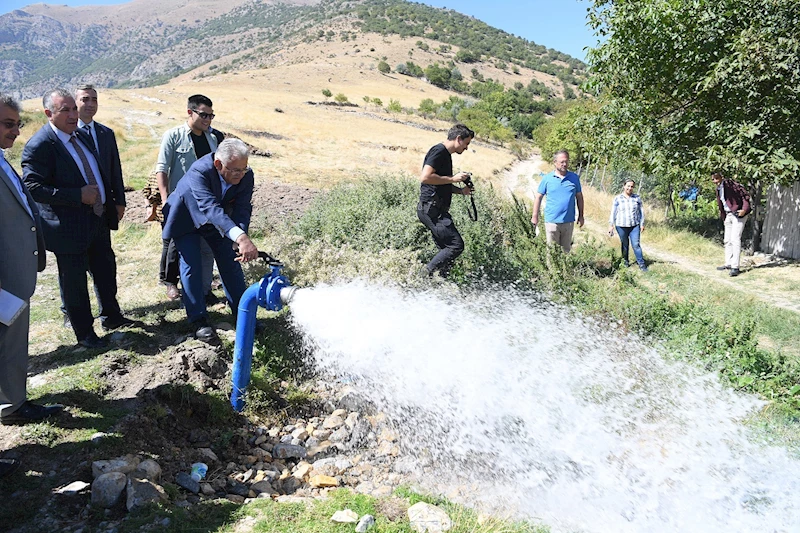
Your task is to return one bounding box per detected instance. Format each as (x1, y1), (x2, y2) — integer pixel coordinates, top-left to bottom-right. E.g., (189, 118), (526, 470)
(69, 135), (104, 217)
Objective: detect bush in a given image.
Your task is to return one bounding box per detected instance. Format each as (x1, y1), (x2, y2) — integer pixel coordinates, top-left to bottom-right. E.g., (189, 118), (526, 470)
(334, 93), (349, 103)
(377, 60), (390, 73)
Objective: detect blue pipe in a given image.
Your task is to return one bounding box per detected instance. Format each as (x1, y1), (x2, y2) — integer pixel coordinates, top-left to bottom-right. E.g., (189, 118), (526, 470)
(231, 263), (294, 412)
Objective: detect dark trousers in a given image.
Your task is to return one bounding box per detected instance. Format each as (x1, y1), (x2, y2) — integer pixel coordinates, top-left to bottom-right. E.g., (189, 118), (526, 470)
(173, 225), (246, 324)
(417, 202), (464, 277)
(160, 236), (180, 286)
(55, 216), (121, 341)
(616, 225), (645, 267)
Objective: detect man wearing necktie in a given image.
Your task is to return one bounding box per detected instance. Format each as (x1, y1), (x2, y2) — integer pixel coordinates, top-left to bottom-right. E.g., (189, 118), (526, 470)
(0, 93), (63, 438)
(22, 88), (133, 349)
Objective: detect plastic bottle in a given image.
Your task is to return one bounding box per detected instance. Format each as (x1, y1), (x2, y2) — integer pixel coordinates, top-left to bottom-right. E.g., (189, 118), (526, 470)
(190, 462), (208, 482)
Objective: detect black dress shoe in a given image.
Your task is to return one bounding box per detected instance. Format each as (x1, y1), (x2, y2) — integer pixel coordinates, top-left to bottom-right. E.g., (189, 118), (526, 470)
(716, 265), (731, 271)
(729, 268), (740, 277)
(0, 458), (21, 478)
(101, 315), (137, 331)
(1, 401), (64, 425)
(194, 319), (218, 342)
(78, 333), (109, 349)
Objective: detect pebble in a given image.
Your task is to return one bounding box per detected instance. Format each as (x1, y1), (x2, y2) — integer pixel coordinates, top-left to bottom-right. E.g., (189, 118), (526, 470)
(331, 509), (359, 523)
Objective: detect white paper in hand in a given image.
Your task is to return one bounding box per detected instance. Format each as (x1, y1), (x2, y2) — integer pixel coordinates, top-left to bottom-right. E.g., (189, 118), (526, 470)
(0, 289), (28, 326)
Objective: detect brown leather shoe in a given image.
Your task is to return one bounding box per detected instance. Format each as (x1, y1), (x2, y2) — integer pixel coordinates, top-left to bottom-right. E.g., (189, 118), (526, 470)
(165, 283), (180, 300)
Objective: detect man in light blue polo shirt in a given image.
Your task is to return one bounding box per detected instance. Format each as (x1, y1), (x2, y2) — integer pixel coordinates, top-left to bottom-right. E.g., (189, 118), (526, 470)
(531, 149), (584, 253)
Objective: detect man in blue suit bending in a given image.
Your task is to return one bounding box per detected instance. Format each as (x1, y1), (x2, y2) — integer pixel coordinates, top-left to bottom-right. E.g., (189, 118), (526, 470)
(162, 138), (258, 342)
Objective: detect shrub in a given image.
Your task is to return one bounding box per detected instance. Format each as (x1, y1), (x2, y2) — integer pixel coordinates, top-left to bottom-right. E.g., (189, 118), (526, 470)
(334, 93), (349, 104)
(377, 60), (390, 73)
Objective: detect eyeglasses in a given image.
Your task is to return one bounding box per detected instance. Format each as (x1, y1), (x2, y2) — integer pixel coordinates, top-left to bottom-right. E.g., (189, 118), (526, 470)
(0, 120), (24, 130)
(191, 109), (215, 120)
(224, 164), (251, 175)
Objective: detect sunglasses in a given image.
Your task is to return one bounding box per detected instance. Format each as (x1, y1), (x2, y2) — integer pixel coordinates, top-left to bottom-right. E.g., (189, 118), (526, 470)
(191, 109), (215, 120)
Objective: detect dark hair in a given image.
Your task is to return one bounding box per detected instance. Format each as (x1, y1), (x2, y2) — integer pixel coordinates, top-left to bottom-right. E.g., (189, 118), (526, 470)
(75, 83), (96, 93)
(187, 94), (213, 110)
(711, 170), (724, 178)
(624, 179), (636, 186)
(0, 93), (21, 113)
(447, 123), (475, 141)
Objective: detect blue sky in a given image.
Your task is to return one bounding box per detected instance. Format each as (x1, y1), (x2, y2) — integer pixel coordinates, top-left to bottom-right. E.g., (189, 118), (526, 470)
(1, 0), (599, 61)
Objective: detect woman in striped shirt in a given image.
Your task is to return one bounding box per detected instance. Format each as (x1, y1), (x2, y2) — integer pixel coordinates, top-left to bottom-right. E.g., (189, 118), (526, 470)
(608, 179), (647, 271)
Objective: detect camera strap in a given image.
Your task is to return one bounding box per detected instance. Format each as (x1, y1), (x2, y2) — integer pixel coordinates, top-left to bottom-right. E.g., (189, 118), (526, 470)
(463, 189), (478, 221)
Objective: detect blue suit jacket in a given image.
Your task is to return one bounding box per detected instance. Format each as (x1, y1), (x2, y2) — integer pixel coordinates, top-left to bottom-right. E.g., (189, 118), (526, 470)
(162, 152), (254, 241)
(22, 124), (120, 254)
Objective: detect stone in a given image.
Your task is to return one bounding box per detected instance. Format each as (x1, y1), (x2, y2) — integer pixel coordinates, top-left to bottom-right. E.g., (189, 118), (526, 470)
(57, 481), (91, 495)
(328, 426), (350, 443)
(226, 494), (245, 504)
(272, 444), (307, 460)
(251, 480), (274, 494)
(322, 415), (344, 430)
(90, 432), (107, 446)
(356, 514), (376, 533)
(91, 472), (126, 508)
(242, 468), (256, 483)
(408, 502), (452, 532)
(276, 495), (310, 504)
(92, 455), (141, 478)
(345, 412), (360, 430)
(256, 492), (272, 499)
(331, 408), (347, 418)
(334, 459), (353, 472)
(198, 448), (219, 463)
(281, 477), (301, 493)
(254, 435), (267, 446)
(175, 472), (200, 494)
(200, 483), (216, 496)
(227, 479), (250, 497)
(331, 509), (359, 523)
(291, 428), (309, 441)
(312, 429), (332, 440)
(293, 462), (312, 480)
(126, 477), (168, 511)
(132, 459), (161, 482)
(309, 475), (339, 488)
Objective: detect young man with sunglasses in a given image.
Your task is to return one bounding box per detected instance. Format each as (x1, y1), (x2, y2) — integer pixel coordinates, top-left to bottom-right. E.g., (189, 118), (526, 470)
(155, 94), (225, 302)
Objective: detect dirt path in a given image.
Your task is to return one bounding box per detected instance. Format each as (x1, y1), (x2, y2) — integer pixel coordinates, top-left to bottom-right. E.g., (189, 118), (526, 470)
(501, 157), (800, 315)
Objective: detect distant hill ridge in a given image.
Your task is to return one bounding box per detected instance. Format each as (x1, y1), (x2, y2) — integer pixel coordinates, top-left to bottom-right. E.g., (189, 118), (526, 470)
(0, 0), (586, 99)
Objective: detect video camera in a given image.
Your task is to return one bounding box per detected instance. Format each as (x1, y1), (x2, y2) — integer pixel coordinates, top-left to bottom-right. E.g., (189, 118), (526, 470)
(462, 172), (474, 189)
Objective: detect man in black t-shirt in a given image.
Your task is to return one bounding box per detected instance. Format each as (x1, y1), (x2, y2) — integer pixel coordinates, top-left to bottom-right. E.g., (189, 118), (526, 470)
(417, 123), (474, 277)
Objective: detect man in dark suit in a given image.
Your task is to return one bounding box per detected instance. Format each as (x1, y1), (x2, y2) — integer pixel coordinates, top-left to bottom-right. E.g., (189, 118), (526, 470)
(0, 94), (62, 439)
(22, 88), (133, 349)
(162, 138), (257, 342)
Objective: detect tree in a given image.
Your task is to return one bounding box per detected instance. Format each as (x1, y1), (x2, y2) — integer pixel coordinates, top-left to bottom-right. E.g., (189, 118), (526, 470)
(587, 0), (800, 248)
(587, 0), (800, 185)
(418, 98), (436, 119)
(377, 60), (391, 74)
(387, 99), (402, 115)
(424, 63), (451, 88)
(321, 88), (332, 101)
(371, 97), (383, 109)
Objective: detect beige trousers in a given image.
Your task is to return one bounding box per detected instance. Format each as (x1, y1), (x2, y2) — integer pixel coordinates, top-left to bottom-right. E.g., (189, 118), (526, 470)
(545, 222), (575, 253)
(724, 212), (747, 269)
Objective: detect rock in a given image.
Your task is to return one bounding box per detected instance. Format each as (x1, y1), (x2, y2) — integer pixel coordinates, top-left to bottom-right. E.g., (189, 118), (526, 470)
(331, 409), (347, 418)
(57, 481), (91, 495)
(197, 448), (219, 463)
(92, 455), (141, 478)
(126, 478), (168, 511)
(291, 428), (309, 441)
(175, 472), (200, 494)
(226, 494), (246, 504)
(251, 480), (274, 494)
(132, 459), (161, 482)
(345, 412), (360, 430)
(408, 502), (452, 533)
(322, 415), (344, 430)
(200, 483), (215, 496)
(281, 477), (301, 494)
(356, 514), (376, 532)
(331, 509), (359, 523)
(91, 472), (126, 508)
(242, 468), (256, 482)
(328, 427), (349, 443)
(188, 428), (210, 444)
(309, 475), (339, 488)
(272, 444), (307, 460)
(276, 495), (310, 503)
(293, 462), (312, 480)
(90, 432), (107, 445)
(226, 479), (250, 497)
(254, 435), (267, 446)
(312, 429), (332, 440)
